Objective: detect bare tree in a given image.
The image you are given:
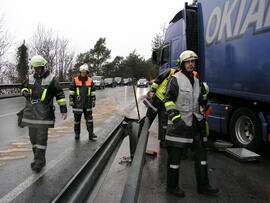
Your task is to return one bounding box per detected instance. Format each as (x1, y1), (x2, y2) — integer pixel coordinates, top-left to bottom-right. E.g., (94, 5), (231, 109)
(29, 24), (58, 72)
(29, 24), (74, 80)
(57, 38), (74, 81)
(0, 16), (11, 72)
(1, 62), (17, 83)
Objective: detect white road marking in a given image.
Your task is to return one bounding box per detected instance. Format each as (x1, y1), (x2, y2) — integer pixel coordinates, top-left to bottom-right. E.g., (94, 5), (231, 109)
(0, 112), (17, 118)
(0, 147), (72, 203)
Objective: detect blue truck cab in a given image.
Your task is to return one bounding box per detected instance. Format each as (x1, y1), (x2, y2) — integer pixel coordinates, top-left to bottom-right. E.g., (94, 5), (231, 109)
(153, 0), (270, 150)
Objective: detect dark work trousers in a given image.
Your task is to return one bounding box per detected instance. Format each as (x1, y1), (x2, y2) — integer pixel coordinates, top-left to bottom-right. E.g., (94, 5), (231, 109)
(29, 127), (48, 165)
(167, 119), (209, 189)
(146, 96), (168, 141)
(74, 108), (93, 136)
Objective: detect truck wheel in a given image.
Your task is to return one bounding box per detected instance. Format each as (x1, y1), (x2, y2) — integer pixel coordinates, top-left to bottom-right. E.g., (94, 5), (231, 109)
(229, 108), (261, 151)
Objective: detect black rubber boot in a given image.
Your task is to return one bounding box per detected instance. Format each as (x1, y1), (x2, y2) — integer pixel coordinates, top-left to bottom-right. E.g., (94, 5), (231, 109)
(31, 148), (36, 169)
(167, 162), (185, 197)
(74, 118), (81, 140)
(32, 149), (46, 173)
(75, 133), (80, 140)
(167, 187), (185, 197)
(89, 133), (97, 141)
(197, 184), (219, 195)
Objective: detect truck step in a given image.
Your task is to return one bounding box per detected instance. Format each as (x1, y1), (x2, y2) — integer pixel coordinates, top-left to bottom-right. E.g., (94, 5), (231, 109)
(226, 148), (260, 162)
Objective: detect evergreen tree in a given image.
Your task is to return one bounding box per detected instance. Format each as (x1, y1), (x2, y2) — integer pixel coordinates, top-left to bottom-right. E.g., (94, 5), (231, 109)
(90, 37), (111, 75)
(74, 37), (111, 76)
(16, 41), (29, 82)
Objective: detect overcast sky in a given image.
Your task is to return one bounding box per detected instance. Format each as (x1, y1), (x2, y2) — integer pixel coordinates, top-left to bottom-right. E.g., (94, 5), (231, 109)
(1, 0), (192, 60)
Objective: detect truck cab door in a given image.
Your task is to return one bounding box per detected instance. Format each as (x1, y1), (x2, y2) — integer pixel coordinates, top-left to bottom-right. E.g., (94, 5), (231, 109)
(159, 43), (171, 74)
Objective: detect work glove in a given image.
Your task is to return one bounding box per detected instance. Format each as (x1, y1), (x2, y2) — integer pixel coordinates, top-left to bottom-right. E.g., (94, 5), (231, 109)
(203, 105), (212, 120)
(22, 90), (30, 97)
(91, 97), (96, 108)
(69, 101), (74, 107)
(172, 116), (185, 127)
(168, 117), (185, 137)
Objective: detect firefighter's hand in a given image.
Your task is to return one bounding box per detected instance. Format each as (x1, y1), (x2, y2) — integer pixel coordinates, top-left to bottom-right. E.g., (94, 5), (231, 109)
(92, 101), (96, 108)
(172, 116), (184, 127)
(61, 113), (67, 120)
(203, 105), (212, 120)
(22, 90), (30, 97)
(69, 101), (74, 107)
(147, 91), (155, 98)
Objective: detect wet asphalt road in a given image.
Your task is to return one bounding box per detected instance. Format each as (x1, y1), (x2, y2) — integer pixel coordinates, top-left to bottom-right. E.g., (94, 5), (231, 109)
(0, 86), (148, 202)
(0, 86), (270, 203)
(87, 103), (270, 203)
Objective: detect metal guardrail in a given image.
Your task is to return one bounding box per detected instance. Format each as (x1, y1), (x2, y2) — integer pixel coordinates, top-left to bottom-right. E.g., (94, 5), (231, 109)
(53, 118), (127, 203)
(0, 82), (70, 89)
(0, 82), (71, 99)
(121, 117), (150, 203)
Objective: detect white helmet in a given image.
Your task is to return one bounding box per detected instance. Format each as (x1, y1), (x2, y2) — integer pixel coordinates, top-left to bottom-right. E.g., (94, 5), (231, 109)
(29, 55), (47, 68)
(176, 50), (198, 66)
(79, 64), (89, 72)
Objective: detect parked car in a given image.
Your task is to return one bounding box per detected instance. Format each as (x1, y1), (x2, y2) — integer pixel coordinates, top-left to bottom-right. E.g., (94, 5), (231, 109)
(104, 78), (116, 87)
(114, 77), (123, 86)
(123, 78), (132, 86)
(92, 76), (105, 89)
(137, 78), (148, 87)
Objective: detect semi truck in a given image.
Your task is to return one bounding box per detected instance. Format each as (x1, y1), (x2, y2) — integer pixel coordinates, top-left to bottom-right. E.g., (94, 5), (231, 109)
(152, 0), (270, 150)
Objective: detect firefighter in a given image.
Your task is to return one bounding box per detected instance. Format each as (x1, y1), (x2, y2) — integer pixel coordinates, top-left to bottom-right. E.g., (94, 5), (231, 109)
(69, 64), (97, 141)
(21, 55), (67, 173)
(164, 50), (219, 197)
(145, 68), (179, 148)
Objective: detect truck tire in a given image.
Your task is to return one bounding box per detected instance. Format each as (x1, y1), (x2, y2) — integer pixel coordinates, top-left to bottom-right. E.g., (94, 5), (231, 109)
(229, 108), (261, 151)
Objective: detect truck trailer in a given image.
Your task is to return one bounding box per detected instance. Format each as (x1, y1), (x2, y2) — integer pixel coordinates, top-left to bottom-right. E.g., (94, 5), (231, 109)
(152, 0), (270, 150)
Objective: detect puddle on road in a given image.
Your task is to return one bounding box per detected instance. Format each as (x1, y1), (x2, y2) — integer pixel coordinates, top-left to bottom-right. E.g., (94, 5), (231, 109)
(10, 141), (31, 148)
(48, 135), (64, 138)
(0, 97), (135, 167)
(0, 155), (27, 161)
(0, 162), (6, 167)
(0, 148), (31, 153)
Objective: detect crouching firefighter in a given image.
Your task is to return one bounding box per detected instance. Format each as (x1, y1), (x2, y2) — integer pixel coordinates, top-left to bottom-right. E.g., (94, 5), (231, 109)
(69, 64), (97, 141)
(164, 50), (219, 197)
(21, 55), (67, 173)
(144, 67), (179, 148)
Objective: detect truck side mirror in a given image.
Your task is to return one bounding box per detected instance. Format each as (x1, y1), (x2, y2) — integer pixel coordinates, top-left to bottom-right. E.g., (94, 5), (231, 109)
(152, 50), (159, 65)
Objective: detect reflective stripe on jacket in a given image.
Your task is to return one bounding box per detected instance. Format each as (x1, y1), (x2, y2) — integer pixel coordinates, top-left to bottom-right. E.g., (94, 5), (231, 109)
(164, 72), (203, 147)
(21, 72), (67, 128)
(70, 76), (95, 111)
(171, 72), (203, 126)
(155, 69), (176, 101)
(74, 76), (93, 96)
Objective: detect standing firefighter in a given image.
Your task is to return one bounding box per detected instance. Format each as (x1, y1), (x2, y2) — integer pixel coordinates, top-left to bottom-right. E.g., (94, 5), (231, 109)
(164, 50), (219, 197)
(144, 68), (178, 148)
(69, 64), (97, 140)
(21, 55), (67, 173)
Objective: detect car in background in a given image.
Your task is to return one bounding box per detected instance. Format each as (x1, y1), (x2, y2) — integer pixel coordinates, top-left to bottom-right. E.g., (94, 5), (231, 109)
(92, 76), (105, 89)
(114, 77), (123, 86)
(123, 78), (132, 86)
(137, 78), (148, 87)
(104, 78), (116, 87)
